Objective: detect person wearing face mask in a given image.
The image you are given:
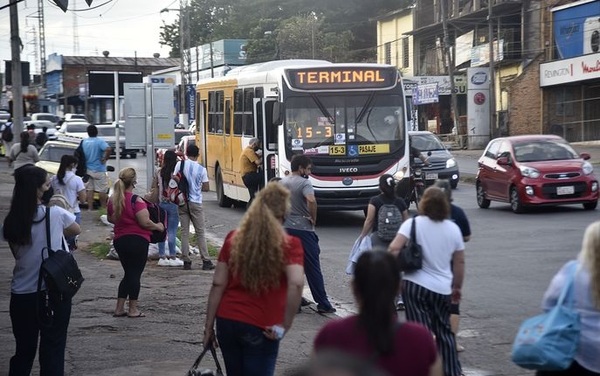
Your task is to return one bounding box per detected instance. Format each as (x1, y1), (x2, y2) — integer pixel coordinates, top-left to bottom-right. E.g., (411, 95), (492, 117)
(240, 138), (263, 208)
(282, 155), (336, 314)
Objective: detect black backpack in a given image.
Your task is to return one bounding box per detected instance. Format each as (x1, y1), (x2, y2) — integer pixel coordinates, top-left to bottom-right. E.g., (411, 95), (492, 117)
(131, 195), (167, 243)
(2, 123), (13, 142)
(377, 200), (403, 242)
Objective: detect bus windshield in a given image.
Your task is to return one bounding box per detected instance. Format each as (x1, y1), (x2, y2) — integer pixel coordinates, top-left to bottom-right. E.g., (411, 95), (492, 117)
(284, 93), (405, 157)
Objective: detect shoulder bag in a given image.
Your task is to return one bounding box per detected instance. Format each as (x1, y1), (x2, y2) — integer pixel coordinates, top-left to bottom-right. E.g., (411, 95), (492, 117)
(38, 207), (84, 300)
(397, 216), (423, 272)
(187, 343), (224, 376)
(511, 262), (580, 371)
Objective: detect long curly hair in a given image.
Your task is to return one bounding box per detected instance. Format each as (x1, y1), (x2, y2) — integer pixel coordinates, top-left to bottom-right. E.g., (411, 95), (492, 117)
(579, 221), (600, 308)
(111, 167), (136, 220)
(230, 182), (291, 295)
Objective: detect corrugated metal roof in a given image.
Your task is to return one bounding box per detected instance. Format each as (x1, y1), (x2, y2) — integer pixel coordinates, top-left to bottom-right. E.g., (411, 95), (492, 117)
(62, 56), (180, 68)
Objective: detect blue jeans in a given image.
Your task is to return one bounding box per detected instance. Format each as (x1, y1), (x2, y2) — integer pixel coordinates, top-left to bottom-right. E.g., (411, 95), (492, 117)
(158, 201), (179, 257)
(285, 228), (333, 311)
(216, 317), (279, 376)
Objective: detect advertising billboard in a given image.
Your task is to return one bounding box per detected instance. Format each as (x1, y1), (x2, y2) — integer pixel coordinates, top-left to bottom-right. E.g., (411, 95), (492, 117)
(553, 0), (600, 59)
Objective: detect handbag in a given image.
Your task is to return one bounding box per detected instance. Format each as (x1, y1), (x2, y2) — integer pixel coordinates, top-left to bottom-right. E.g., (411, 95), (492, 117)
(38, 208), (85, 299)
(511, 261), (580, 371)
(397, 216), (423, 272)
(187, 343), (224, 376)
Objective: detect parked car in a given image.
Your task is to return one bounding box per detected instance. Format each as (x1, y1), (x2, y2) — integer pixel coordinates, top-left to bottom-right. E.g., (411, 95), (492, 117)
(409, 131), (460, 188)
(57, 120), (91, 138)
(31, 113), (61, 129)
(64, 113), (87, 122)
(0, 110), (10, 125)
(96, 123), (137, 158)
(155, 135), (195, 166)
(476, 135), (599, 213)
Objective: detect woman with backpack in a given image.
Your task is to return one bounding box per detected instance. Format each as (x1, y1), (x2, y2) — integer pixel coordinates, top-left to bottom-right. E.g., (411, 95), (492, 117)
(145, 150), (182, 266)
(358, 174), (409, 309)
(50, 155), (86, 250)
(107, 167), (165, 318)
(3, 165), (80, 375)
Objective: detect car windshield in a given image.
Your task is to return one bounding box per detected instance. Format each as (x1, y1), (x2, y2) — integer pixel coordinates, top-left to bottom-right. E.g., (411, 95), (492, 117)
(513, 140), (578, 162)
(66, 123), (89, 133)
(39, 145), (77, 163)
(411, 134), (446, 151)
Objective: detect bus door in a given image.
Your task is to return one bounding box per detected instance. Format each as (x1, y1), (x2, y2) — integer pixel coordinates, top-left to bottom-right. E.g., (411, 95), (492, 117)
(253, 97), (278, 183)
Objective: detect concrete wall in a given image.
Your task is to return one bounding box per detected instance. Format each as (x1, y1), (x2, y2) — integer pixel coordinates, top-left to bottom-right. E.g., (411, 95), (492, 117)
(377, 11), (415, 77)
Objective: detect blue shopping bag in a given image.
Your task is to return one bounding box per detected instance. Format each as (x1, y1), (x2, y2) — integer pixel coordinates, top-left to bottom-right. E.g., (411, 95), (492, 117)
(511, 262), (580, 371)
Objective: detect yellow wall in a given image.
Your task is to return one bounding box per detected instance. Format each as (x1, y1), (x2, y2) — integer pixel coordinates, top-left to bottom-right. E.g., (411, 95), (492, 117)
(377, 11), (415, 77)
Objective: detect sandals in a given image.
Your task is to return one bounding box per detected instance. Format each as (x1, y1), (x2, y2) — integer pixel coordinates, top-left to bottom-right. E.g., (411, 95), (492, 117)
(112, 312), (127, 317)
(127, 312), (146, 318)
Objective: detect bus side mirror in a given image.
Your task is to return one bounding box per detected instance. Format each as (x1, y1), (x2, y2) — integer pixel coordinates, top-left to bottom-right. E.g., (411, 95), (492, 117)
(272, 102), (283, 125)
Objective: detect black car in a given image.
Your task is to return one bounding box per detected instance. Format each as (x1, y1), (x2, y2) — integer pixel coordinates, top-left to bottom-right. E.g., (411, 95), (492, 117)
(409, 131), (460, 189)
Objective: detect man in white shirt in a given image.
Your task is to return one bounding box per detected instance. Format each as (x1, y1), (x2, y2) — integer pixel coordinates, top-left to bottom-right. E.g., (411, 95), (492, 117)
(174, 145), (215, 271)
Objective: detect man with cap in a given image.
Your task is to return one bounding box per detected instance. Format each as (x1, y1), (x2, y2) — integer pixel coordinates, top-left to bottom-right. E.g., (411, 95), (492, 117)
(239, 137), (263, 208)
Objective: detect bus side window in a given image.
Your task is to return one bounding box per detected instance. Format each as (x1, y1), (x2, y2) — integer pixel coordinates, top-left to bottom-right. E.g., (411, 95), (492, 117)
(243, 88), (254, 136)
(265, 101), (278, 150)
(208, 91), (216, 134)
(225, 100), (231, 135)
(215, 91), (224, 134)
(233, 89), (243, 135)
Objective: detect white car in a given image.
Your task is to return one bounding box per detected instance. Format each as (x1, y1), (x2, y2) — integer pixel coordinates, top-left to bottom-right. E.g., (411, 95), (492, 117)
(57, 120), (91, 139)
(31, 113), (60, 128)
(64, 113), (88, 122)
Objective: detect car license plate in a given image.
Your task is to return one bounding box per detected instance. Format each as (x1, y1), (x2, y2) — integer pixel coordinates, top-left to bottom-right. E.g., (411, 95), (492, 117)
(557, 186), (574, 195)
(425, 173), (438, 180)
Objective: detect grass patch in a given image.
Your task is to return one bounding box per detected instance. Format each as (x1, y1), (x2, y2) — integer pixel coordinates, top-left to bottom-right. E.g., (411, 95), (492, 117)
(176, 227), (219, 257)
(88, 242), (110, 259)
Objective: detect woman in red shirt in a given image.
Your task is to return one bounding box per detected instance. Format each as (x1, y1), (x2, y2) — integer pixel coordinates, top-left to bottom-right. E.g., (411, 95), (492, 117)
(203, 182), (304, 376)
(314, 251), (442, 376)
(107, 167), (164, 318)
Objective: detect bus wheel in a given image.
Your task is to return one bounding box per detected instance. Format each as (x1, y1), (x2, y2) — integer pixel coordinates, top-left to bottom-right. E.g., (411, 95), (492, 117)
(216, 167), (233, 208)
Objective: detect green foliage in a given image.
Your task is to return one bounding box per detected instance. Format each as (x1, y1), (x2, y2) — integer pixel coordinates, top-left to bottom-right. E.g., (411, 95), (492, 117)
(159, 0), (410, 62)
(87, 242), (110, 259)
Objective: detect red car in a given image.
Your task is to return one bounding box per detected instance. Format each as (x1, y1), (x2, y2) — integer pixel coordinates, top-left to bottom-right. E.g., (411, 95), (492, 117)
(476, 135), (599, 213)
(156, 135), (196, 166)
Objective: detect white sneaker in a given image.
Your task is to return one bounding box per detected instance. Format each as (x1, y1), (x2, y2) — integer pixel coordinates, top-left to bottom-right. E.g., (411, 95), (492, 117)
(157, 258), (170, 267)
(169, 258), (184, 267)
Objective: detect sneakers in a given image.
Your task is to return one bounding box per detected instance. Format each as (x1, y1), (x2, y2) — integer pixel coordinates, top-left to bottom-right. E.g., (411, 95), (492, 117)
(202, 260), (216, 270)
(317, 306), (337, 314)
(169, 258), (184, 267)
(183, 261), (192, 270)
(157, 258), (170, 267)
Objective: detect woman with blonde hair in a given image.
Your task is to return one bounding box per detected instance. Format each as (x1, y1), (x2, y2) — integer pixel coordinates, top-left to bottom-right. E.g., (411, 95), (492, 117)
(203, 182), (305, 376)
(534, 221), (600, 376)
(107, 167), (164, 318)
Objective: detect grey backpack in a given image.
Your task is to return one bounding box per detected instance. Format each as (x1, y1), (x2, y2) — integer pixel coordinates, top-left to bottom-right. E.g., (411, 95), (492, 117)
(377, 203), (403, 242)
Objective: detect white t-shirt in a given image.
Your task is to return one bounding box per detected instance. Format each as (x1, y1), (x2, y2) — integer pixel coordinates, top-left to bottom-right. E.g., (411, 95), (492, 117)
(9, 206), (76, 294)
(399, 216), (464, 295)
(51, 171), (85, 213)
(174, 159), (209, 204)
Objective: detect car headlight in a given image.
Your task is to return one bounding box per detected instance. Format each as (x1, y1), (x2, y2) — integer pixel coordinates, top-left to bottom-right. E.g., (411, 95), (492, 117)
(446, 158), (457, 168)
(393, 170), (406, 181)
(519, 165), (540, 178)
(582, 161), (594, 175)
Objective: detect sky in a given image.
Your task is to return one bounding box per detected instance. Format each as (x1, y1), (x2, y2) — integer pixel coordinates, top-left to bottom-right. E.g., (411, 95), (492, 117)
(0, 0), (180, 75)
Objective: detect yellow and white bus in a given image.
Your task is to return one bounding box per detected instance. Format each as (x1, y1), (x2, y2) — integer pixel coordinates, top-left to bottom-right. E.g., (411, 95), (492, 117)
(195, 59), (411, 210)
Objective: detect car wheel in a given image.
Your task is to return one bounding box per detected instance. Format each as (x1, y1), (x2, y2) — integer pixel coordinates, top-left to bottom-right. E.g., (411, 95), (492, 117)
(216, 166), (233, 208)
(583, 201), (598, 210)
(476, 182), (491, 208)
(510, 186), (524, 213)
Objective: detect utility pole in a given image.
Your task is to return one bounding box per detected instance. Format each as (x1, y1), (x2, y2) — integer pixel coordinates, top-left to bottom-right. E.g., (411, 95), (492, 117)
(38, 0), (46, 90)
(440, 0), (461, 141)
(488, 2), (496, 138)
(178, 0), (187, 125)
(10, 0), (24, 133)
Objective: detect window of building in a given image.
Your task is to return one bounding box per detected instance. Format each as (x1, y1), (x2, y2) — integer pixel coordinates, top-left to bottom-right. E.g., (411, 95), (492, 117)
(402, 37), (409, 68)
(384, 42), (391, 65)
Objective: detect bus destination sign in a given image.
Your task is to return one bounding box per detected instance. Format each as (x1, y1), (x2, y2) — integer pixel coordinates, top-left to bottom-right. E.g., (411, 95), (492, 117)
(286, 67), (397, 90)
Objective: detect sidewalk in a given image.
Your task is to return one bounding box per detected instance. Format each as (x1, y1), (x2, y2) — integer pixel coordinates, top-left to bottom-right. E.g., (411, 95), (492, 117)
(0, 161), (331, 376)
